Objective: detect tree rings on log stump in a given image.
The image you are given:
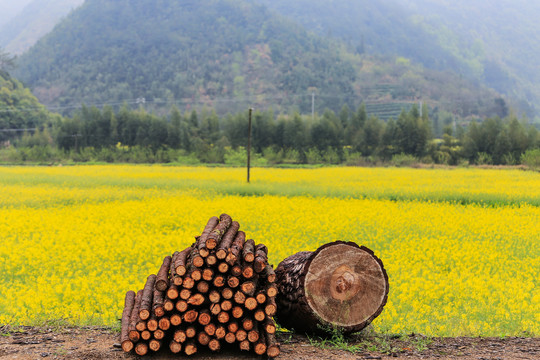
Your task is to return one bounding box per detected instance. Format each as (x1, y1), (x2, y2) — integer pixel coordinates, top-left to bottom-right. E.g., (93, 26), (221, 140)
(275, 241), (389, 334)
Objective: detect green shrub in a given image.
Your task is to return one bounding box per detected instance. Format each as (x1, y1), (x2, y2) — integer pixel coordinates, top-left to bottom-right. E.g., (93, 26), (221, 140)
(521, 148), (540, 170)
(391, 153), (417, 167)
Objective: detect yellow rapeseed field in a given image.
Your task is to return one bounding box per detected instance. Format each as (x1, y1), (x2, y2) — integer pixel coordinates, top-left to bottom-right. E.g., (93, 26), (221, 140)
(0, 165), (538, 336)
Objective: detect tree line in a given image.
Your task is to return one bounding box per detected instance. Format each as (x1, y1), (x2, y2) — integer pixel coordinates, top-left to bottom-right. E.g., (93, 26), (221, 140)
(2, 102), (539, 168)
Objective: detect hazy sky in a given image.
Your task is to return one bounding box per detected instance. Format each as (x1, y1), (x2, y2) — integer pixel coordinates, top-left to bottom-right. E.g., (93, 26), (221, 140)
(0, 0), (34, 27)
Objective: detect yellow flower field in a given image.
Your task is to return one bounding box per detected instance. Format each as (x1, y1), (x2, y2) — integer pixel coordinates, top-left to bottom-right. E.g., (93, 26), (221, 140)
(0, 165), (538, 336)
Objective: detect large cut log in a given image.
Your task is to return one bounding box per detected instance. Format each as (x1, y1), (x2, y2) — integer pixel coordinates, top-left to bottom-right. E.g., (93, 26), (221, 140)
(275, 241), (389, 334)
(155, 256), (172, 291)
(197, 216), (219, 256)
(139, 274), (157, 320)
(120, 291), (136, 352)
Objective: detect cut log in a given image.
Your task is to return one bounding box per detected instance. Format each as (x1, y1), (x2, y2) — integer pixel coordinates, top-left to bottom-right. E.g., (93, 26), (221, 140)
(208, 338), (221, 352)
(184, 309), (198, 323)
(239, 339), (250, 351)
(182, 276), (195, 290)
(139, 274), (157, 320)
(184, 341), (197, 356)
(187, 293), (205, 307)
(155, 256), (172, 291)
(164, 299), (175, 312)
(263, 264), (276, 283)
(147, 314), (158, 332)
(235, 329), (247, 342)
(170, 313), (182, 326)
(226, 231), (245, 265)
(242, 317), (254, 331)
(174, 248), (191, 276)
(169, 340), (182, 354)
(218, 262), (229, 273)
(227, 276), (240, 288)
(240, 279), (257, 296)
(233, 290), (246, 305)
(202, 268), (214, 281)
(275, 241), (389, 334)
(213, 275), (225, 287)
(242, 264), (254, 279)
(215, 325), (226, 339)
(220, 300), (232, 311)
(158, 316), (170, 331)
(255, 291), (267, 305)
(217, 311), (229, 324)
(197, 332), (211, 346)
(204, 323), (216, 336)
(196, 281), (209, 293)
(176, 300), (188, 313)
(266, 332), (281, 358)
(254, 244), (268, 273)
(154, 329), (165, 340)
(264, 315), (276, 334)
(120, 290), (136, 352)
(186, 326), (197, 338)
(245, 297), (258, 311)
(209, 289), (221, 303)
(128, 290), (143, 342)
(216, 221), (240, 259)
(221, 287), (233, 300)
(174, 329), (187, 343)
(210, 303), (221, 315)
(141, 330), (151, 340)
(197, 216), (219, 255)
(227, 321), (239, 333)
(206, 254), (217, 266)
(247, 322), (259, 343)
(264, 296), (277, 316)
(254, 331), (266, 355)
(152, 288), (165, 317)
(206, 213), (233, 249)
(242, 239), (256, 263)
(198, 310), (212, 326)
(232, 306), (244, 319)
(135, 342), (148, 356)
(179, 289), (191, 300)
(167, 284), (180, 299)
(149, 339), (161, 352)
(225, 332), (236, 344)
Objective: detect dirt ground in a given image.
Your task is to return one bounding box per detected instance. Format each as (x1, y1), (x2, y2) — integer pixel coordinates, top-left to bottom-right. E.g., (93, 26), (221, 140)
(0, 326), (538, 360)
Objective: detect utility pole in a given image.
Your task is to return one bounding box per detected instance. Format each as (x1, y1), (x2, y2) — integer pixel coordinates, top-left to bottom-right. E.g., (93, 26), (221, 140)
(311, 91), (315, 121)
(247, 108), (253, 183)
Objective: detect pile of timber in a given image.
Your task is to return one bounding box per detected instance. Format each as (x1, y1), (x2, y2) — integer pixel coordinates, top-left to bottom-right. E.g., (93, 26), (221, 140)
(119, 214), (280, 357)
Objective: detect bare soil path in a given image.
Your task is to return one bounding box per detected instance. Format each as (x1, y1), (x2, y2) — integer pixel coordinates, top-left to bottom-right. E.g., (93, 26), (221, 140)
(0, 327), (538, 360)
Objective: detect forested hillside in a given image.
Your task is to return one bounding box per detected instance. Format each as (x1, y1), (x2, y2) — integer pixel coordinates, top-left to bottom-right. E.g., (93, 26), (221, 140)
(14, 0), (508, 122)
(0, 0), (84, 54)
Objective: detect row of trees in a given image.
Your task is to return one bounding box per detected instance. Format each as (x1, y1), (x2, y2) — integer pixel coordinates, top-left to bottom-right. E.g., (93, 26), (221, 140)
(6, 102), (539, 167)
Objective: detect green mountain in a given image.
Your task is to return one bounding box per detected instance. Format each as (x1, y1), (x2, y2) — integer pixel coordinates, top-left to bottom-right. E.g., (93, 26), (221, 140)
(0, 0), (84, 55)
(0, 69), (59, 143)
(15, 0), (506, 120)
(256, 0), (540, 118)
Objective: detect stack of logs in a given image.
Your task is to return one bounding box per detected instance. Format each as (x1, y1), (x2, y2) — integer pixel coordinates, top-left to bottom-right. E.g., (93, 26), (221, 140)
(119, 214), (280, 357)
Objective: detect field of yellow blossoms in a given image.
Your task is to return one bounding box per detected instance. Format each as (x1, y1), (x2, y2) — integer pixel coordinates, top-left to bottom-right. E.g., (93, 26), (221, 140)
(0, 165), (538, 336)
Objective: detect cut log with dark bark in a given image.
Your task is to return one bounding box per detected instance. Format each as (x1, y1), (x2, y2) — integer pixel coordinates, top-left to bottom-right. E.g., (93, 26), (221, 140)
(266, 332), (281, 358)
(152, 288), (165, 317)
(275, 241), (389, 334)
(135, 342), (148, 356)
(226, 231), (245, 265)
(264, 296), (277, 316)
(254, 331), (266, 355)
(206, 213), (233, 250)
(216, 221), (240, 259)
(147, 314), (158, 332)
(174, 248), (191, 276)
(128, 290), (143, 342)
(197, 216), (219, 256)
(120, 290), (136, 352)
(156, 255), (172, 291)
(263, 264), (276, 283)
(242, 239), (256, 263)
(139, 274), (157, 320)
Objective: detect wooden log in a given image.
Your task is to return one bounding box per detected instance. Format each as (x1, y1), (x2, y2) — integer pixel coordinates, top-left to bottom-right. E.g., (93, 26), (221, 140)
(221, 287), (233, 300)
(242, 239), (256, 263)
(210, 303), (221, 315)
(170, 251), (183, 286)
(263, 264), (276, 283)
(135, 319), (146, 332)
(274, 241), (389, 334)
(217, 262), (229, 273)
(220, 299), (232, 311)
(213, 274), (225, 288)
(197, 216), (219, 256)
(166, 283), (179, 299)
(254, 244), (268, 273)
(208, 338), (221, 352)
(184, 341), (197, 356)
(152, 288), (165, 317)
(174, 329), (187, 343)
(216, 220), (240, 260)
(266, 283), (278, 298)
(230, 263), (242, 277)
(187, 293), (206, 306)
(226, 231), (245, 265)
(245, 297), (258, 311)
(204, 323), (216, 336)
(170, 313), (182, 326)
(242, 264), (254, 279)
(255, 291), (266, 305)
(254, 331), (267, 355)
(242, 317), (254, 331)
(135, 342), (148, 356)
(202, 268), (214, 281)
(196, 280), (209, 293)
(225, 332), (236, 344)
(149, 339), (161, 352)
(235, 329), (247, 342)
(266, 332), (281, 358)
(189, 267), (202, 281)
(209, 289), (221, 303)
(233, 290), (246, 305)
(176, 299), (188, 313)
(215, 325), (226, 339)
(263, 315), (276, 334)
(198, 310), (212, 326)
(155, 255), (172, 291)
(139, 274), (157, 320)
(174, 248), (191, 276)
(190, 246), (204, 268)
(120, 290), (136, 352)
(265, 296), (277, 316)
(146, 314), (158, 332)
(154, 329), (165, 340)
(247, 322), (259, 343)
(182, 276), (195, 290)
(179, 288), (191, 300)
(227, 321), (239, 333)
(227, 276), (240, 288)
(254, 309), (265, 322)
(184, 309), (198, 323)
(142, 330), (151, 340)
(239, 339), (250, 351)
(169, 340), (182, 354)
(232, 306), (244, 319)
(158, 316), (170, 331)
(186, 326), (197, 338)
(240, 279), (257, 296)
(206, 213), (233, 250)
(197, 332), (210, 346)
(128, 290), (143, 342)
(164, 299), (175, 312)
(217, 311), (229, 324)
(206, 254), (218, 266)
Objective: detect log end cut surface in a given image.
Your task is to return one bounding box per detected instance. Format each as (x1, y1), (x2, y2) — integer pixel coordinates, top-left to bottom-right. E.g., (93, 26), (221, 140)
(304, 242), (389, 332)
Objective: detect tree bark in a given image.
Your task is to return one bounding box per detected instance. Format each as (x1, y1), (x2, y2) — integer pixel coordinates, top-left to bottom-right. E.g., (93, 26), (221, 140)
(275, 241), (389, 334)
(226, 231), (245, 265)
(174, 247), (191, 276)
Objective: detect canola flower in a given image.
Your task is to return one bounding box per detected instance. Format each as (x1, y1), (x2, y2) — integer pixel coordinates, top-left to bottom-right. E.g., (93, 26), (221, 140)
(0, 165), (538, 336)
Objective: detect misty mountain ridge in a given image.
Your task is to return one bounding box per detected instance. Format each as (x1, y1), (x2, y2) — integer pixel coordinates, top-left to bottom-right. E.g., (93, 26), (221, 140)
(10, 0), (534, 121)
